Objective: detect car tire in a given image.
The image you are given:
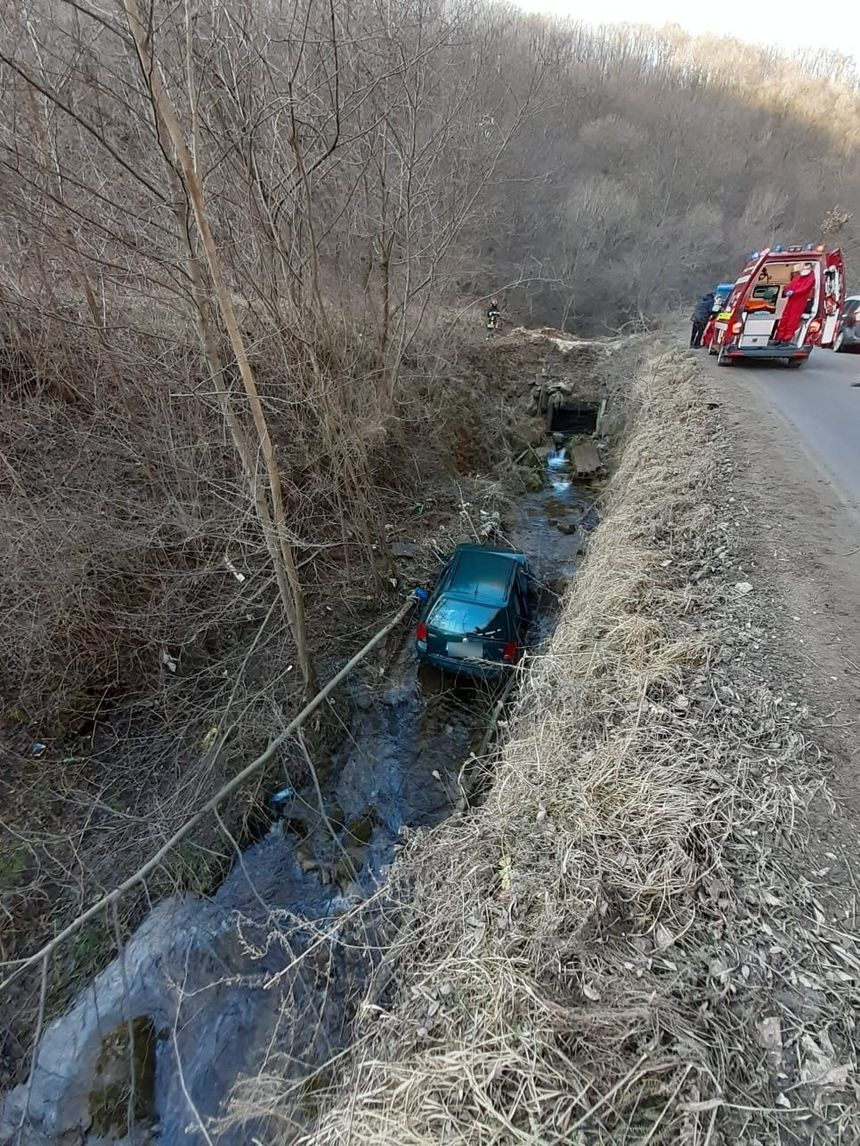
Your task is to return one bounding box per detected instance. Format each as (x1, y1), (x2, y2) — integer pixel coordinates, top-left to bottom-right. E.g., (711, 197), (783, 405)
(717, 345), (732, 367)
(834, 331), (845, 352)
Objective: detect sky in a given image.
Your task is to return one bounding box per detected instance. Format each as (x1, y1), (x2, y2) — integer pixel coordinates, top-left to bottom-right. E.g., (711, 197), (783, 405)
(512, 0), (860, 67)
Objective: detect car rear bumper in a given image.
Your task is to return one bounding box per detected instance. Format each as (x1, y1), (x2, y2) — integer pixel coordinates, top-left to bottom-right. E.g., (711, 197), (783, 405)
(416, 647), (514, 679)
(726, 343), (813, 361)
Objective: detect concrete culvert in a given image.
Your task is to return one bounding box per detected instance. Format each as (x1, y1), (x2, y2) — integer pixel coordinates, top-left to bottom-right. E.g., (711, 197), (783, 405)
(548, 400), (600, 434)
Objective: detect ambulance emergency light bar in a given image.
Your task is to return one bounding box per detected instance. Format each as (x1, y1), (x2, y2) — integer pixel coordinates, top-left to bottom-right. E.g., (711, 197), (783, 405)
(753, 244), (826, 255)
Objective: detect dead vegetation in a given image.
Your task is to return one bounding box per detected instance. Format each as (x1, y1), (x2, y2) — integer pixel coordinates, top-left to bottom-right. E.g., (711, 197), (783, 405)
(230, 347), (859, 1144)
(0, 309), (519, 1084)
(2, 0), (860, 1121)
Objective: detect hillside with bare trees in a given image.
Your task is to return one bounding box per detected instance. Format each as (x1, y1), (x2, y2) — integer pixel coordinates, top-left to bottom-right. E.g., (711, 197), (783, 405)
(478, 25), (860, 326)
(2, 0), (860, 1108)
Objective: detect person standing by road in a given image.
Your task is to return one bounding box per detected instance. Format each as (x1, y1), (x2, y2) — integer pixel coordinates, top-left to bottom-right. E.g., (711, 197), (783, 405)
(690, 291), (715, 348)
(486, 297), (501, 338)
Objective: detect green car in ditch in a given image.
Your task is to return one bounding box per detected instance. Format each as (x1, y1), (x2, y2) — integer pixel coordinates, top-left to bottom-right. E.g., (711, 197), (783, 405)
(415, 543), (533, 678)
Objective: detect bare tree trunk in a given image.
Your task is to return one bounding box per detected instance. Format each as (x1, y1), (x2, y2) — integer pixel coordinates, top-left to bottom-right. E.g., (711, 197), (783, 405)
(122, 0), (316, 694)
(167, 186), (306, 678)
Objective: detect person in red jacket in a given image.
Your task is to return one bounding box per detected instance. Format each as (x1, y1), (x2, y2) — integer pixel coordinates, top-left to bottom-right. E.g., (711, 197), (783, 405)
(774, 263), (816, 344)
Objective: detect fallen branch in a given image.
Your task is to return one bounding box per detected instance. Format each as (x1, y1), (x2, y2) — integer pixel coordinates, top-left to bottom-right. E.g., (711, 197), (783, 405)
(0, 595), (418, 993)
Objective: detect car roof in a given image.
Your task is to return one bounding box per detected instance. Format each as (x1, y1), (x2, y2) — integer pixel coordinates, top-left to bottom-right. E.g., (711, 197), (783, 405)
(445, 545), (524, 607)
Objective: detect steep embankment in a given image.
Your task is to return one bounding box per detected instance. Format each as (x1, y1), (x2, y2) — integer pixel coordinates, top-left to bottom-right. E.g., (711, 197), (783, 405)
(271, 347), (858, 1144)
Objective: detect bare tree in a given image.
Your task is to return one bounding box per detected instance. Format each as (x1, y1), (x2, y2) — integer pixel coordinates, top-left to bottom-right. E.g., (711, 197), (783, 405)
(122, 0), (315, 693)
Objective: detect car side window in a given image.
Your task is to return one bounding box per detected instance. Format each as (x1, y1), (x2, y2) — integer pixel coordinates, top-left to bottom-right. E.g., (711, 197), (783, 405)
(515, 573), (531, 619)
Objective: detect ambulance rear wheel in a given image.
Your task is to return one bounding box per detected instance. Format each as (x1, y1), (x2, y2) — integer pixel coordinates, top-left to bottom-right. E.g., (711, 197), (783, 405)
(786, 357), (803, 369)
(834, 331), (845, 352)
(717, 346), (733, 367)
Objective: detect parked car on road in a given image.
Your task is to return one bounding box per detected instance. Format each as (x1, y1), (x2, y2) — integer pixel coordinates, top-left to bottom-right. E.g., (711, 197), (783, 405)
(415, 544), (532, 678)
(834, 296), (860, 352)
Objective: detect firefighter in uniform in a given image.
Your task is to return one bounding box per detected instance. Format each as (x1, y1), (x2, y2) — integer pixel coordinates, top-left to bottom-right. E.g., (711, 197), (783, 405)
(486, 298), (501, 337)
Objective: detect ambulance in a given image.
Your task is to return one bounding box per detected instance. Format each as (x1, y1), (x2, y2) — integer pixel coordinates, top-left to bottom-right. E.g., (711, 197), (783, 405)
(709, 245), (844, 368)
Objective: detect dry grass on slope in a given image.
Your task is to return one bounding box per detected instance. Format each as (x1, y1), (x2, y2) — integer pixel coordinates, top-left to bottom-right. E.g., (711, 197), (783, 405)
(273, 349), (857, 1144)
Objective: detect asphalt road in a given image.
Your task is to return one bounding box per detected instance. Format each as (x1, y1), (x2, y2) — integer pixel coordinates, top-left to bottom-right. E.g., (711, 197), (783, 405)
(721, 347), (860, 510)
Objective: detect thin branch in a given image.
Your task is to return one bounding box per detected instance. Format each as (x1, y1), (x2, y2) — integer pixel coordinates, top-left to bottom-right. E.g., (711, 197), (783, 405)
(0, 596), (416, 994)
(0, 48), (166, 202)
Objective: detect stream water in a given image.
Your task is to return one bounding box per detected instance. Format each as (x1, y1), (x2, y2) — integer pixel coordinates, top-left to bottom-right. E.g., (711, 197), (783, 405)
(1, 446), (599, 1146)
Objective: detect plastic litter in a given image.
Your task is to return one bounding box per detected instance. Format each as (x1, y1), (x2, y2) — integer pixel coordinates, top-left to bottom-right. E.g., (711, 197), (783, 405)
(269, 786), (295, 807)
(223, 554), (246, 582)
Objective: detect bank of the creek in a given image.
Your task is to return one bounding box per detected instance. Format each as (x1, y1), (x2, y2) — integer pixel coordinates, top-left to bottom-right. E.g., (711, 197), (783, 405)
(1, 444), (603, 1146)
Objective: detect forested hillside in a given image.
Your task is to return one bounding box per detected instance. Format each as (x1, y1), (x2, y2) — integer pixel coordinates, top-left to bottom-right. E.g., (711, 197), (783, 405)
(3, 3), (858, 342)
(483, 24), (860, 325)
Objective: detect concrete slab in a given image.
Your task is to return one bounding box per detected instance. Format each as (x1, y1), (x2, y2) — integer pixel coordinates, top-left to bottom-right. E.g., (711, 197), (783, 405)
(570, 441), (602, 477)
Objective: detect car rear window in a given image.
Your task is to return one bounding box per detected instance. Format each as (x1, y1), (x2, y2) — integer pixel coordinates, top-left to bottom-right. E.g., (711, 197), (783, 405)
(429, 597), (506, 636)
(447, 551), (513, 606)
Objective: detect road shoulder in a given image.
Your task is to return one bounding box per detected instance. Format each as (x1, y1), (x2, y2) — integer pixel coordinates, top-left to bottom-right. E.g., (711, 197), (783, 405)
(699, 351), (860, 885)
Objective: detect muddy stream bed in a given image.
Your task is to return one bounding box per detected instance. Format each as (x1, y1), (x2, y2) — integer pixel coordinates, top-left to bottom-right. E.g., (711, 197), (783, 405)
(1, 447), (600, 1145)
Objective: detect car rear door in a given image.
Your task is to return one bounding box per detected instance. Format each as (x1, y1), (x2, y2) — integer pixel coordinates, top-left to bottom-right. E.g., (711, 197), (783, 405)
(514, 566), (531, 622)
(823, 250), (845, 346)
(838, 298), (860, 346)
(715, 262), (758, 348)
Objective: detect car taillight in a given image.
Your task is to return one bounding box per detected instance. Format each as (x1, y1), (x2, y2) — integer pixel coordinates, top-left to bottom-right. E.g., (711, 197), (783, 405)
(809, 319), (821, 333)
(416, 621), (427, 642)
(502, 641), (517, 662)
